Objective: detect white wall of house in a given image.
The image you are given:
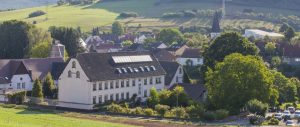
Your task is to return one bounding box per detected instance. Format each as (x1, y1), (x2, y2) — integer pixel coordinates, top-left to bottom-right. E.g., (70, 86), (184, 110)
(91, 75), (165, 105)
(10, 74), (32, 91)
(177, 58), (203, 66)
(58, 59), (93, 110)
(58, 58), (166, 110)
(0, 83), (10, 90)
(167, 66), (184, 89)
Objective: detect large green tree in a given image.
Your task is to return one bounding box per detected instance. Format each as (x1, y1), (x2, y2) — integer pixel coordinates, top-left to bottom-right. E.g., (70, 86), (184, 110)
(264, 42), (276, 56)
(49, 26), (85, 57)
(203, 32), (259, 70)
(43, 73), (55, 98)
(30, 41), (51, 58)
(205, 53), (277, 114)
(0, 20), (34, 59)
(284, 27), (295, 41)
(157, 28), (184, 45)
(32, 79), (43, 98)
(111, 21), (124, 36)
(272, 71), (297, 103)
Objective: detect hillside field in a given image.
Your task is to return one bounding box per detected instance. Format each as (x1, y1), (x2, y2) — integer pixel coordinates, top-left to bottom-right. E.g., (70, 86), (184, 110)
(0, 0), (297, 32)
(0, 5), (118, 31)
(0, 107), (137, 127)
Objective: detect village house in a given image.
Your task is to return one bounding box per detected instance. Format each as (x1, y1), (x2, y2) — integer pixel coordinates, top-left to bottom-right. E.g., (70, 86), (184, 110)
(159, 61), (184, 88)
(152, 49), (176, 62)
(0, 58), (64, 91)
(176, 48), (203, 66)
(58, 52), (166, 110)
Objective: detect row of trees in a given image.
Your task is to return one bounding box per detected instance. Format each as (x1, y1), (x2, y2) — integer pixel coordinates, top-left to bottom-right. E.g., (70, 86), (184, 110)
(0, 20), (85, 59)
(31, 73), (56, 99)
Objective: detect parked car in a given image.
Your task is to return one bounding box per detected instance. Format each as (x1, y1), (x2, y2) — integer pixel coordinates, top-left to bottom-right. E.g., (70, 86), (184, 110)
(286, 120), (295, 126)
(274, 113), (283, 120)
(295, 110), (300, 118)
(288, 107), (295, 114)
(284, 110), (291, 117)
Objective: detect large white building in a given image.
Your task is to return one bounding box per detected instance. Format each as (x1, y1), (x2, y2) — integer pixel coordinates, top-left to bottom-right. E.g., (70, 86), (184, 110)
(244, 29), (284, 40)
(58, 52), (166, 110)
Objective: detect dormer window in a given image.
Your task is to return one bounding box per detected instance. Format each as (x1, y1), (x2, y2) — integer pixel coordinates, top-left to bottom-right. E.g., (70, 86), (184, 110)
(122, 68), (127, 73)
(150, 66), (156, 71)
(116, 68), (122, 74)
(145, 66), (150, 71)
(68, 70), (72, 78)
(76, 71), (80, 78)
(72, 61), (76, 68)
(134, 68), (139, 73)
(139, 67), (144, 72)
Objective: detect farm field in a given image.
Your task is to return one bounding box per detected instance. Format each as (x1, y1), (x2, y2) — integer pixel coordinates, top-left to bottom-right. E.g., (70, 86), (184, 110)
(0, 107), (137, 127)
(0, 0), (295, 32)
(0, 5), (118, 31)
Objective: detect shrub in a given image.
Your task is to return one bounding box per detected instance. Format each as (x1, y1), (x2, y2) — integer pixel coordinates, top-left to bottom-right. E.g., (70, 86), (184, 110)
(155, 104), (170, 117)
(2, 104), (16, 108)
(186, 104), (205, 118)
(132, 107), (144, 115)
(107, 103), (125, 113)
(203, 111), (216, 121)
(245, 99), (268, 116)
(170, 107), (188, 118)
(119, 12), (138, 18)
(215, 109), (229, 120)
(144, 108), (156, 116)
(268, 117), (279, 125)
(248, 114), (264, 125)
(28, 10), (46, 18)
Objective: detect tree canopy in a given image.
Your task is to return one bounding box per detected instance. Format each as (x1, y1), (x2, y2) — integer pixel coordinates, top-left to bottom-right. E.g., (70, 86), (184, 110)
(205, 53), (277, 113)
(203, 32), (259, 69)
(112, 21), (124, 36)
(0, 20), (34, 59)
(32, 79), (43, 98)
(157, 28), (184, 45)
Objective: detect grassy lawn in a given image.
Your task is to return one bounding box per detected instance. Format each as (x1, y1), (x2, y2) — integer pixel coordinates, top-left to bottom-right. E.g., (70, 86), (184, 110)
(0, 5), (118, 31)
(0, 107), (137, 127)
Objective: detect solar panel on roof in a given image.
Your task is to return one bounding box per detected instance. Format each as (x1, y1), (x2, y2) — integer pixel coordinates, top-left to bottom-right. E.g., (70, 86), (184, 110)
(112, 55), (153, 63)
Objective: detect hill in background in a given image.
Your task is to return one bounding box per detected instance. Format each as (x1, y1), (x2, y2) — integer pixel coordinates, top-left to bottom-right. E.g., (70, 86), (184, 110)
(0, 0), (299, 32)
(0, 0), (57, 10)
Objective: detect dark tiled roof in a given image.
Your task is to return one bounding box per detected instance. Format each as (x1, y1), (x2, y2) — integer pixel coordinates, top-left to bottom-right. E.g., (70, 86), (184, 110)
(0, 58), (64, 81)
(159, 61), (179, 85)
(0, 77), (9, 84)
(51, 62), (66, 80)
(150, 42), (166, 49)
(180, 48), (201, 58)
(76, 52), (166, 82)
(152, 49), (176, 62)
(169, 83), (206, 103)
(167, 44), (188, 52)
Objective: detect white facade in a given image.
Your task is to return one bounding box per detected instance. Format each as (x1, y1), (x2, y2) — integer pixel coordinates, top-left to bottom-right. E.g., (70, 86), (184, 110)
(134, 35), (147, 44)
(244, 29), (284, 40)
(58, 59), (165, 110)
(177, 57), (204, 66)
(0, 74), (32, 91)
(167, 65), (184, 89)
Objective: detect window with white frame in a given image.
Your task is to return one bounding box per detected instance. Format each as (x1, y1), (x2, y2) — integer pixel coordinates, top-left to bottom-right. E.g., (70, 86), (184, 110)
(132, 79), (136, 87)
(121, 93), (124, 100)
(116, 80), (119, 88)
(126, 92), (130, 100)
(110, 81), (114, 89)
(76, 71), (80, 78)
(93, 96), (96, 104)
(72, 61), (76, 68)
(68, 70), (72, 78)
(17, 83), (21, 89)
(104, 95), (108, 102)
(98, 95), (102, 103)
(116, 93), (119, 101)
(144, 78), (147, 85)
(156, 77), (161, 84)
(105, 82), (108, 90)
(93, 83), (97, 91)
(110, 94), (114, 101)
(21, 82), (25, 89)
(121, 80), (124, 88)
(150, 77), (153, 85)
(126, 80), (130, 87)
(99, 82), (102, 90)
(144, 90), (147, 97)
